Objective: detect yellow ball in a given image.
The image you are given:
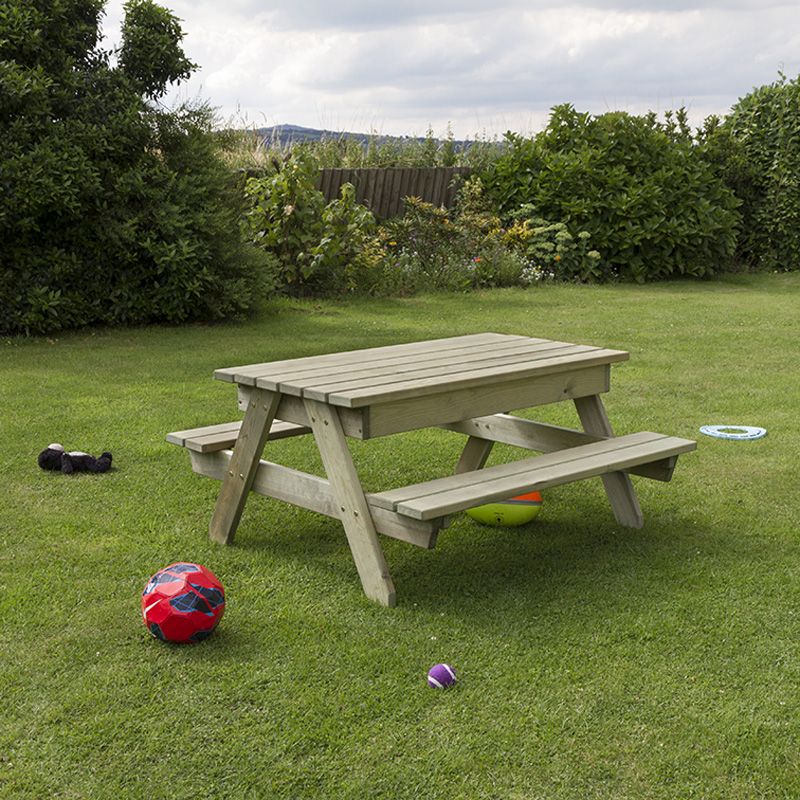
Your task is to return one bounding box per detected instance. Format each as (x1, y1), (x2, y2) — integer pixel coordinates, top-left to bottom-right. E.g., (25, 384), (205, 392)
(465, 491), (543, 527)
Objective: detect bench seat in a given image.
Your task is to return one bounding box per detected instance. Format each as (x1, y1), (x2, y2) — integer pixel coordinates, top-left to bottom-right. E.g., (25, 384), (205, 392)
(371, 431), (696, 520)
(166, 420), (310, 453)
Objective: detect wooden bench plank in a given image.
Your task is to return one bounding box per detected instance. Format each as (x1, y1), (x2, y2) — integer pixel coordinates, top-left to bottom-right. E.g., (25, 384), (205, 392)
(399, 435), (694, 520)
(166, 421), (242, 448)
(329, 348), (629, 408)
(166, 420), (310, 452)
(214, 333), (525, 385)
(372, 432), (695, 520)
(373, 431), (662, 511)
(441, 414), (678, 481)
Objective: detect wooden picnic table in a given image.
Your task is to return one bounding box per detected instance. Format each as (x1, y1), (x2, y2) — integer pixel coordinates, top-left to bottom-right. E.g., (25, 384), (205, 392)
(168, 333), (695, 606)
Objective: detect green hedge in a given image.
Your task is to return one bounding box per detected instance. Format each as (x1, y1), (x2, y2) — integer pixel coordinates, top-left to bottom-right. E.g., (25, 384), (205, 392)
(716, 73), (800, 271)
(483, 105), (741, 282)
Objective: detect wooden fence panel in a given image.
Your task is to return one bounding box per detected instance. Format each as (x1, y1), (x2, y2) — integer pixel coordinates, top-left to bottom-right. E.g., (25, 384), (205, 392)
(385, 170), (400, 219)
(397, 169), (414, 217)
(319, 168), (333, 199)
(374, 169), (387, 216)
(316, 167), (471, 218)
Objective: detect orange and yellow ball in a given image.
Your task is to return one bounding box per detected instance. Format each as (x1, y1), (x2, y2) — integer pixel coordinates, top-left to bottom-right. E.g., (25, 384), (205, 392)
(465, 491), (543, 527)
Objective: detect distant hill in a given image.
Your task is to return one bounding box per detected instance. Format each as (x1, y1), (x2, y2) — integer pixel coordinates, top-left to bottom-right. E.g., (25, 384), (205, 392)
(255, 124), (472, 149)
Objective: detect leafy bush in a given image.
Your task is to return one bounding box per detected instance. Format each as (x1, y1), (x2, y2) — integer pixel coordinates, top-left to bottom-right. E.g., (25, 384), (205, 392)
(504, 206), (602, 282)
(310, 184), (379, 292)
(453, 176), (504, 248)
(241, 154), (528, 296)
(452, 177), (526, 288)
(468, 247), (528, 289)
(0, 0), (267, 335)
(483, 105), (741, 282)
(244, 153), (326, 292)
(374, 183), (527, 292)
(380, 197), (471, 289)
(714, 73), (800, 271)
(244, 153), (379, 294)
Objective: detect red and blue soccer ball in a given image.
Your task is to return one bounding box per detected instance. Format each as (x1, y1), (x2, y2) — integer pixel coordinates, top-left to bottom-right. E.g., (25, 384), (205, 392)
(141, 563), (225, 644)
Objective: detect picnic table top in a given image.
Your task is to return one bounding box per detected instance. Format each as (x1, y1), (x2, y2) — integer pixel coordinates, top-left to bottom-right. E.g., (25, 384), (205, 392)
(213, 332), (629, 409)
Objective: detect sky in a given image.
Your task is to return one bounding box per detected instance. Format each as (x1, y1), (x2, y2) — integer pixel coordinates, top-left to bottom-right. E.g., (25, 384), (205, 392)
(99, 0), (800, 139)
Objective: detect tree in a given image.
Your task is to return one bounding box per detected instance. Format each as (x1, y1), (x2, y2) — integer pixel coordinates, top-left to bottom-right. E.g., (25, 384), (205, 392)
(0, 0), (268, 335)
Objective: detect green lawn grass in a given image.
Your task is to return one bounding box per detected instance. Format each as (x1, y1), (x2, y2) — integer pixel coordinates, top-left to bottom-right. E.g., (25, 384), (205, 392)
(2, 273), (799, 799)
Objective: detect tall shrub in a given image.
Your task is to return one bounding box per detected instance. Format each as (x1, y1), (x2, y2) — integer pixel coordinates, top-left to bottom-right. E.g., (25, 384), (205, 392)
(483, 105), (741, 282)
(718, 73), (800, 271)
(0, 0), (267, 335)
(244, 153), (379, 295)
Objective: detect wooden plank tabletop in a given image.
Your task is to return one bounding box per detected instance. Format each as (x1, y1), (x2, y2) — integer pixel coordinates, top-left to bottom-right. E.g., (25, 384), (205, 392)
(215, 333), (629, 409)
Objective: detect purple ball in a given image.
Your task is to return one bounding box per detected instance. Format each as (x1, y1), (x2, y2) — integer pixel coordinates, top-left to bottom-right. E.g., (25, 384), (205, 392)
(427, 663), (457, 689)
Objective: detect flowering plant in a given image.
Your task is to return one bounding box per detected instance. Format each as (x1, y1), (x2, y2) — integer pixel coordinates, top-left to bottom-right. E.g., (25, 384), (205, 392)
(504, 206), (602, 281)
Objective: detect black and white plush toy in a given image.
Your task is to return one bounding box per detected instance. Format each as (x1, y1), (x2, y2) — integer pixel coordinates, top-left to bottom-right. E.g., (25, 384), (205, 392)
(38, 443), (113, 474)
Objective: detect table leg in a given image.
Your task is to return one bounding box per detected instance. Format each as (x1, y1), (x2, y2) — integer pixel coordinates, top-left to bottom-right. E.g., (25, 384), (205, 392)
(455, 436), (494, 474)
(574, 395), (644, 529)
(209, 388), (281, 545)
(304, 399), (396, 607)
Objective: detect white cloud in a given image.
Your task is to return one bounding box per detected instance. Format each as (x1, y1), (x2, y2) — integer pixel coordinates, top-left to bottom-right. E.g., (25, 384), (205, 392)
(99, 1), (800, 137)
